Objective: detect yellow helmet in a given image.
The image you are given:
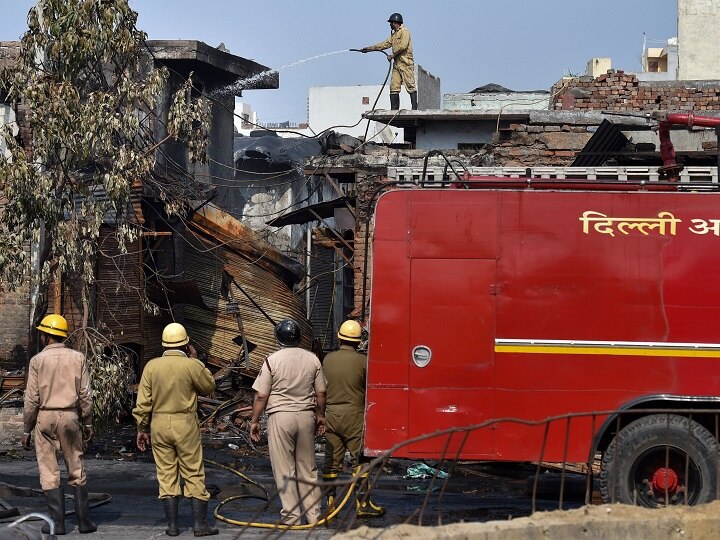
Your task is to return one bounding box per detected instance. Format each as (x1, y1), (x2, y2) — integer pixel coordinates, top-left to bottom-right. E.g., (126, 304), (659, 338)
(162, 322), (189, 348)
(37, 314), (69, 338)
(337, 320), (362, 342)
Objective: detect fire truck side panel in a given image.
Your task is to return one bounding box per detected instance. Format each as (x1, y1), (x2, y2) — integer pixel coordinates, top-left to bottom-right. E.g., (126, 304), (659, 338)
(364, 195), (412, 451)
(407, 257), (496, 456)
(365, 188), (720, 461)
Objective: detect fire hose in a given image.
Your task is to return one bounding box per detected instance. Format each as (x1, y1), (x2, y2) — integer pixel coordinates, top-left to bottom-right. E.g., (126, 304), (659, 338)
(349, 48), (394, 144)
(0, 483), (111, 521)
(205, 459), (362, 530)
(1, 463), (360, 532)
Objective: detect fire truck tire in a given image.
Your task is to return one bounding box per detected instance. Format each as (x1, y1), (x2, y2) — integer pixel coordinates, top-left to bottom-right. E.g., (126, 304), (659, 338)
(599, 414), (718, 507)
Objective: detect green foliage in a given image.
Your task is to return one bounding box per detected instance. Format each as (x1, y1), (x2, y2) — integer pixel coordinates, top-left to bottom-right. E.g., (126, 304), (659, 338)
(67, 326), (135, 433)
(0, 0), (210, 290)
(0, 0), (211, 428)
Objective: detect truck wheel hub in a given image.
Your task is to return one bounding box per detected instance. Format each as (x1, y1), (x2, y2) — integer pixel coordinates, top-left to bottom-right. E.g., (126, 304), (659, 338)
(651, 467), (679, 493)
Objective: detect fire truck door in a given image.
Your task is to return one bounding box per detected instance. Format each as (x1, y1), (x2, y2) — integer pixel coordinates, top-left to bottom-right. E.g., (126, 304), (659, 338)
(408, 258), (496, 457)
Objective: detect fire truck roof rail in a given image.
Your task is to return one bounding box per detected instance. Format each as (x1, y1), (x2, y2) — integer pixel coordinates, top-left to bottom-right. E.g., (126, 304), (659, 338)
(387, 166), (719, 186)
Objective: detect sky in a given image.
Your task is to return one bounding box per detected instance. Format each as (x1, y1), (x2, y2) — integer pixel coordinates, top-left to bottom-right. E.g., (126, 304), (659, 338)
(0, 1), (678, 124)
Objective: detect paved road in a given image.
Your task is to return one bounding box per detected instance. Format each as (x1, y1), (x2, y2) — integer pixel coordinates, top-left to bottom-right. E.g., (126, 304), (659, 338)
(0, 448), (586, 538)
(0, 458), (336, 539)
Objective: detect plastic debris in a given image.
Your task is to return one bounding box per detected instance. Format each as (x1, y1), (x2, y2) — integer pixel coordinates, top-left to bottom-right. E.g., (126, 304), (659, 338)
(403, 463), (449, 480)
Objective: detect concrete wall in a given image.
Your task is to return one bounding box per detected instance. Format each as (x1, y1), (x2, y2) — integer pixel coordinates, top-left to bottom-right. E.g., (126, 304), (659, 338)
(205, 92), (237, 211)
(444, 92), (551, 112)
(308, 64), (439, 142)
(636, 43), (678, 82)
(0, 407), (23, 449)
(417, 65), (441, 110)
(235, 169), (338, 255)
(678, 0), (720, 80)
(308, 85), (408, 142)
(587, 58), (612, 78)
(415, 121), (498, 150)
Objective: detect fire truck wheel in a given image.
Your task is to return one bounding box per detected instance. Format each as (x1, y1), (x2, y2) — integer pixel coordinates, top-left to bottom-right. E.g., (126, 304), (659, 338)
(599, 414), (718, 507)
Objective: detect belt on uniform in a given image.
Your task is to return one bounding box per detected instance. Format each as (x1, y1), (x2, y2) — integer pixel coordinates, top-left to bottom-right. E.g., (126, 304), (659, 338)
(39, 407), (77, 411)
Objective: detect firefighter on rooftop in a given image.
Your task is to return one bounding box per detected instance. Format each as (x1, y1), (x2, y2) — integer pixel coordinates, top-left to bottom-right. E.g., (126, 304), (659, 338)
(322, 320), (386, 518)
(361, 12), (417, 110)
(133, 322), (219, 537)
(21, 314), (97, 535)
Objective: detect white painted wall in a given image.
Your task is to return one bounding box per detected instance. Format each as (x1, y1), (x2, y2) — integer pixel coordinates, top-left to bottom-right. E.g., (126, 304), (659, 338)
(678, 0), (720, 79)
(308, 85), (407, 142)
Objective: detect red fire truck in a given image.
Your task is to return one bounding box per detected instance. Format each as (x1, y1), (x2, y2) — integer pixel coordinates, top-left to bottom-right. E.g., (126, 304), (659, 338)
(363, 114), (720, 508)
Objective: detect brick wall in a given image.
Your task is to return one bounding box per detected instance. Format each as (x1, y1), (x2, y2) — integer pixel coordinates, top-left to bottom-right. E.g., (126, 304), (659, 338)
(551, 72), (720, 112)
(353, 171), (394, 319)
(491, 124), (593, 167)
(0, 282), (31, 372)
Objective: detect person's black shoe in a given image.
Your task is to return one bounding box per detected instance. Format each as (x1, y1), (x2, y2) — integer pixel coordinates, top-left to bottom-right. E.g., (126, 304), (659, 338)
(162, 496), (180, 536)
(73, 485), (97, 534)
(191, 498), (218, 537)
(42, 488), (66, 535)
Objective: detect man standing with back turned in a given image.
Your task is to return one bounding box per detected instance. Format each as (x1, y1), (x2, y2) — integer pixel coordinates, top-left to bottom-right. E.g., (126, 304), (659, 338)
(322, 320), (385, 518)
(250, 319), (327, 525)
(22, 313), (97, 535)
(361, 12), (417, 110)
(133, 322), (219, 537)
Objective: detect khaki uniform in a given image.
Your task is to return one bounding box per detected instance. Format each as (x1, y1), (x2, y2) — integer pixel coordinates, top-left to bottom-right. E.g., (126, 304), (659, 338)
(322, 345), (367, 477)
(366, 25), (416, 93)
(23, 343), (93, 490)
(132, 350), (215, 500)
(252, 347), (326, 524)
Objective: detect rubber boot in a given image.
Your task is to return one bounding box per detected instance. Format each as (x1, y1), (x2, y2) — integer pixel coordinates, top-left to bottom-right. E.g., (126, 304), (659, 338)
(356, 475), (386, 518)
(389, 93), (400, 110)
(191, 498), (218, 537)
(323, 487), (337, 520)
(410, 91), (418, 110)
(73, 485), (97, 534)
(42, 488), (66, 535)
(162, 496), (180, 537)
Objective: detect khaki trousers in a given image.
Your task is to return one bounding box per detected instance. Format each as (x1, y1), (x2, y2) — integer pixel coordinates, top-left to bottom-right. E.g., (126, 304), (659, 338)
(267, 411), (321, 524)
(34, 410), (86, 490)
(150, 412), (209, 500)
(391, 62), (416, 93)
(323, 408), (364, 476)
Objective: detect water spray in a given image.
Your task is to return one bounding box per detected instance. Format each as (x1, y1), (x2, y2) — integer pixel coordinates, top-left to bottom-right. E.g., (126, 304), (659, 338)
(212, 50), (350, 97)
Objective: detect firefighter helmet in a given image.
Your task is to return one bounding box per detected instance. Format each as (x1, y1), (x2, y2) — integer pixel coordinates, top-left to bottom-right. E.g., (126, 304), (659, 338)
(388, 12), (403, 24)
(275, 319), (301, 347)
(37, 314), (69, 338)
(338, 320), (362, 342)
(162, 322), (190, 348)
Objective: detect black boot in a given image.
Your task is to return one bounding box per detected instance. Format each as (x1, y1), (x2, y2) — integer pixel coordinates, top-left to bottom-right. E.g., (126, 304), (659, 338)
(389, 93), (400, 110)
(42, 488), (66, 535)
(73, 485), (97, 533)
(410, 91), (418, 110)
(191, 498), (218, 537)
(162, 496), (180, 536)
